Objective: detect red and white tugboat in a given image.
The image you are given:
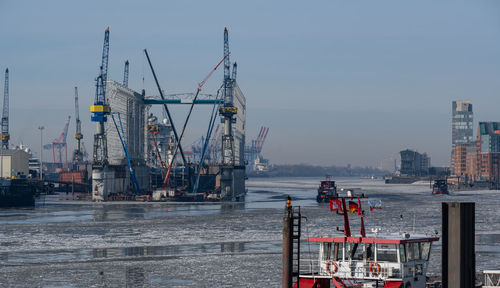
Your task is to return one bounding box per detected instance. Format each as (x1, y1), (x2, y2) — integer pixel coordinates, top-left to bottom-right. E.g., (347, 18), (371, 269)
(292, 193), (439, 288)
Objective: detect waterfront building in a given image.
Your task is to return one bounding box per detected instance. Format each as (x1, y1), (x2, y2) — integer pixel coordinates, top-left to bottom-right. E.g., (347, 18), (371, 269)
(465, 142), (478, 182)
(451, 100), (473, 174)
(453, 144), (467, 176)
(399, 149), (430, 176)
(476, 122), (500, 184)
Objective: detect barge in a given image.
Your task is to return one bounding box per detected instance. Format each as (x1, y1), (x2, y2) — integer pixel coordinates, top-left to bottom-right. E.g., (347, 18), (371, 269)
(0, 179), (35, 207)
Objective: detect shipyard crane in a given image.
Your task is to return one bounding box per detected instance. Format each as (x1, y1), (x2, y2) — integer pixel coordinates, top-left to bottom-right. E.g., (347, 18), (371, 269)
(91, 27), (111, 168)
(1, 68), (9, 149)
(216, 27), (239, 200)
(123, 60), (129, 87)
(72, 87), (83, 163)
(44, 116), (71, 166)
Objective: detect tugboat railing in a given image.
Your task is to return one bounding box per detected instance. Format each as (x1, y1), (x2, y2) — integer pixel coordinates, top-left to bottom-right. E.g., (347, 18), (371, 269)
(299, 259), (403, 280)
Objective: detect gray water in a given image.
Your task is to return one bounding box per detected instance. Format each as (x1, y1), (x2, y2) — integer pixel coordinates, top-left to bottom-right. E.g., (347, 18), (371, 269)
(0, 177), (498, 287)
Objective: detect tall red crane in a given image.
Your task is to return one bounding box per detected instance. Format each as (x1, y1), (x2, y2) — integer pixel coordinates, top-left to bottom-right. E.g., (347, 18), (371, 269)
(44, 116), (71, 166)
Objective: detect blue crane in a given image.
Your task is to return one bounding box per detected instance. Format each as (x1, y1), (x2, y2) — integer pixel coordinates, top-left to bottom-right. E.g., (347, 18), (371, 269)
(111, 112), (141, 195)
(91, 28), (111, 167)
(123, 60), (129, 88)
(1, 68), (9, 149)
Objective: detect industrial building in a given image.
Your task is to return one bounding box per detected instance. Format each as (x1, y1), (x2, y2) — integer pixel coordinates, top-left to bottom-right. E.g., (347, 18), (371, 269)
(399, 149), (430, 176)
(0, 149), (30, 178)
(92, 80), (150, 200)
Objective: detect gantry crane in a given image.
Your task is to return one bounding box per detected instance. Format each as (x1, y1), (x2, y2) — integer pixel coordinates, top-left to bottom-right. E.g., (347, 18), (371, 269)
(44, 116), (71, 166)
(1, 68), (9, 149)
(72, 86), (83, 163)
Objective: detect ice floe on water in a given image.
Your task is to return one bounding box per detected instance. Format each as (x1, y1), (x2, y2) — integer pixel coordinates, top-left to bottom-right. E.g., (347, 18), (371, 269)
(0, 177), (498, 287)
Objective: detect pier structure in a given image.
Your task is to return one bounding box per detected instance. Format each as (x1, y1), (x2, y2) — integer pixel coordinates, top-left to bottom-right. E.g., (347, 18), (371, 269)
(442, 202), (475, 288)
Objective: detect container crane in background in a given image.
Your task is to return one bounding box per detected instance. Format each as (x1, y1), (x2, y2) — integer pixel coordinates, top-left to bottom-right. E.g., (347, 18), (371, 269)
(245, 126), (269, 171)
(1, 68), (10, 149)
(44, 116), (71, 166)
(123, 60), (129, 87)
(72, 87), (84, 163)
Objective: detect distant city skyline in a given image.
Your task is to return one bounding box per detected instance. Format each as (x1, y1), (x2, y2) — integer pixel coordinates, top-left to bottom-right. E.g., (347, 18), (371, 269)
(1, 1), (500, 167)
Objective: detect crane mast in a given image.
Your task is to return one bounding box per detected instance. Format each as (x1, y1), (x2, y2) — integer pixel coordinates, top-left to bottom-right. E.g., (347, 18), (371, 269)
(73, 87), (83, 163)
(1, 68), (9, 149)
(219, 28), (237, 200)
(91, 28), (111, 201)
(91, 27), (111, 167)
(123, 60), (129, 87)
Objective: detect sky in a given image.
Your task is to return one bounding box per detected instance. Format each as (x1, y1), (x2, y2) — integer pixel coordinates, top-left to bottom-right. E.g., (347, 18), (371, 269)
(1, 0), (500, 167)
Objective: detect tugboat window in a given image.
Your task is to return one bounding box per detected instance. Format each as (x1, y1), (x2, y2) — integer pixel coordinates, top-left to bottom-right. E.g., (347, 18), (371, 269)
(399, 244), (407, 263)
(407, 243), (421, 261)
(365, 244), (373, 261)
(420, 242), (431, 260)
(323, 243), (332, 260)
(334, 242), (343, 260)
(376, 244), (397, 262)
(349, 243), (364, 260)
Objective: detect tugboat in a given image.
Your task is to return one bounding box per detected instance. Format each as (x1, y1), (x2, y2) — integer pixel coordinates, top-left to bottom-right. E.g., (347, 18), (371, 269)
(285, 192), (439, 288)
(431, 179), (448, 195)
(317, 176), (337, 203)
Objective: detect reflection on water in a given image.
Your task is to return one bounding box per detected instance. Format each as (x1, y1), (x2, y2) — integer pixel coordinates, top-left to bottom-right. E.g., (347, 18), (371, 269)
(1, 241), (280, 265)
(126, 266), (145, 288)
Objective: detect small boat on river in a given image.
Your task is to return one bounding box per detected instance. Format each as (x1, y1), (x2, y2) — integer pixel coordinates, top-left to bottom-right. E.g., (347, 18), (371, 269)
(431, 179), (449, 195)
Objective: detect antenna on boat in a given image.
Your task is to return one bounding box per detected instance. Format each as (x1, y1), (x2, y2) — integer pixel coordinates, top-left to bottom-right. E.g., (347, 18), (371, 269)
(329, 192), (368, 237)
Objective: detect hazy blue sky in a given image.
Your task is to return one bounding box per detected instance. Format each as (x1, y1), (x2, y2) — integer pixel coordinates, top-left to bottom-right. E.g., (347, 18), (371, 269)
(1, 1), (500, 167)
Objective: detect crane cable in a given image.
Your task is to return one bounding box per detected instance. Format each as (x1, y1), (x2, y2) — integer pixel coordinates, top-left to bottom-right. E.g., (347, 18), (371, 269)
(192, 86), (223, 194)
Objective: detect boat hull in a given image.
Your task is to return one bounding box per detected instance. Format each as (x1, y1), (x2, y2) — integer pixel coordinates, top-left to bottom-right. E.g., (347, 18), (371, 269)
(0, 179), (35, 208)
